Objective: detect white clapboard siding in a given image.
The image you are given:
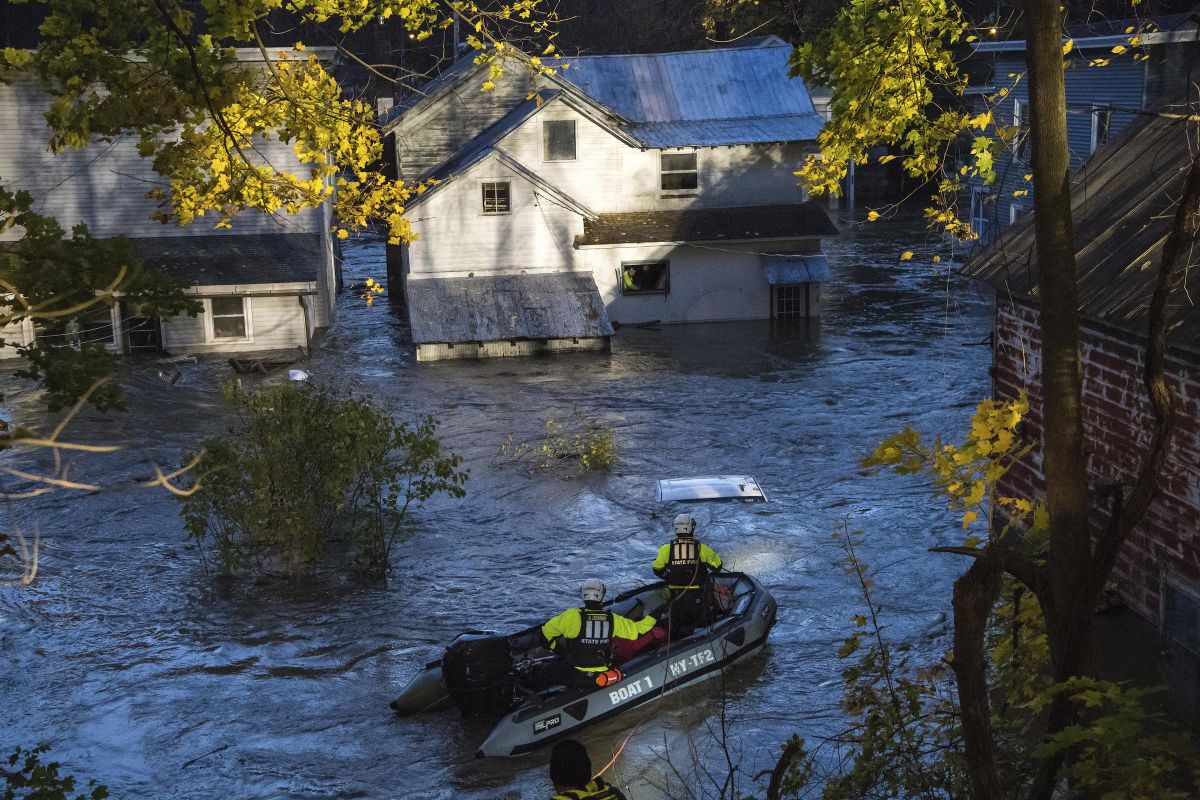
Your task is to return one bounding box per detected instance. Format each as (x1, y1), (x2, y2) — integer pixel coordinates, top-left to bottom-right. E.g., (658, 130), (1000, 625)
(407, 159), (586, 275)
(622, 142), (812, 211)
(392, 61), (536, 180)
(0, 318), (33, 359)
(494, 102), (810, 214)
(0, 74), (325, 241)
(585, 240), (818, 325)
(161, 293), (309, 354)
(493, 97), (628, 212)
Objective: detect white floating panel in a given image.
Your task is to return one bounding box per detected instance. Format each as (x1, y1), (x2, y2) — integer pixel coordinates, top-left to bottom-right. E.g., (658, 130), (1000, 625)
(657, 475), (767, 503)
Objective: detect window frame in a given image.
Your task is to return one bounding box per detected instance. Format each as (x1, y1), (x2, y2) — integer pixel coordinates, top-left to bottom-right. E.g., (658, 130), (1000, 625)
(1013, 98), (1031, 162)
(542, 119), (577, 162)
(619, 260), (671, 296)
(205, 296), (253, 343)
(1090, 104), (1113, 154)
(970, 188), (992, 241)
(1161, 572), (1200, 655)
(1009, 202), (1027, 225)
(480, 181), (512, 215)
(659, 151), (699, 198)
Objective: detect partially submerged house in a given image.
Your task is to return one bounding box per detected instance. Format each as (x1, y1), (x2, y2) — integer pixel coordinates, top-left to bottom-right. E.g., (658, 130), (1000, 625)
(963, 113), (1200, 691)
(0, 51), (339, 358)
(965, 13), (1200, 242)
(383, 37), (837, 362)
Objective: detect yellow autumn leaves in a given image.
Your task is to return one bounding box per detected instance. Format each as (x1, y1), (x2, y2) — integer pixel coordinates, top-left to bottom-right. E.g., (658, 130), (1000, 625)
(862, 393), (1045, 546)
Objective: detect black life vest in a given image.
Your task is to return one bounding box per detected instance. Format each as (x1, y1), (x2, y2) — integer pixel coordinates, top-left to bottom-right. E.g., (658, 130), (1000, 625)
(664, 536), (709, 587)
(560, 608), (614, 670)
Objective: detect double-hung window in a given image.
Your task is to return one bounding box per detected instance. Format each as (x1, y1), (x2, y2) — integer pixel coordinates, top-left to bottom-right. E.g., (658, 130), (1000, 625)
(481, 182), (511, 214)
(970, 188), (992, 241)
(210, 297), (249, 341)
(660, 152), (699, 197)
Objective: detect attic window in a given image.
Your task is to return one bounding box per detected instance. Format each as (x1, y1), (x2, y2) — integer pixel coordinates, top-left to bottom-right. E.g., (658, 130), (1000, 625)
(482, 182), (511, 214)
(543, 120), (576, 161)
(660, 152), (698, 197)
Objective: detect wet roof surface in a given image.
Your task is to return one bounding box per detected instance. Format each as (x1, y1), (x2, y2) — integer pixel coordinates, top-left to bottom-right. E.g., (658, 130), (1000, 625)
(576, 202), (839, 246)
(130, 233), (323, 286)
(406, 272), (614, 344)
(962, 112), (1200, 349)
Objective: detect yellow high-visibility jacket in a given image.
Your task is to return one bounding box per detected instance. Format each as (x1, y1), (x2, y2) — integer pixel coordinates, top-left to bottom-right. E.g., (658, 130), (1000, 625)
(541, 608), (656, 671)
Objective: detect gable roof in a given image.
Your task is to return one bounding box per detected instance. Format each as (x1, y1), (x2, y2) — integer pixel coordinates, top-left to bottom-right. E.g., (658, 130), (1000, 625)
(962, 111), (1200, 350)
(385, 39), (824, 148)
(405, 140), (595, 220)
(971, 12), (1199, 53)
(551, 39), (824, 147)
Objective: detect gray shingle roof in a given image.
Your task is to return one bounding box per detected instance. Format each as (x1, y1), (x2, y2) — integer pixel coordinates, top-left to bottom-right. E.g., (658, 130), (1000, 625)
(962, 112), (1200, 348)
(575, 202), (838, 246)
(405, 272), (613, 344)
(129, 233), (323, 286)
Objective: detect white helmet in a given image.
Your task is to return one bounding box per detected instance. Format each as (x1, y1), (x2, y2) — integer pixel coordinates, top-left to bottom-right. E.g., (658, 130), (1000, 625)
(581, 578), (606, 604)
(673, 513), (697, 538)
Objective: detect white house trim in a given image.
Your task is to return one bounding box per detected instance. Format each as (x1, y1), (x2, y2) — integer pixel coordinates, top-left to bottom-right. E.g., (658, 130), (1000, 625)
(203, 296), (255, 345)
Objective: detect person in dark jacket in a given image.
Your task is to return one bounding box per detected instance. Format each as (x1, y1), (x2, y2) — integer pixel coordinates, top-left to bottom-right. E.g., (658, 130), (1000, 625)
(550, 739), (629, 800)
(652, 513), (722, 635)
(541, 579), (656, 688)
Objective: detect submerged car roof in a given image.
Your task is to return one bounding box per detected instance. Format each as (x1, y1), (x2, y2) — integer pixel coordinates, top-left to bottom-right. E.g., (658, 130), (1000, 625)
(657, 476), (767, 503)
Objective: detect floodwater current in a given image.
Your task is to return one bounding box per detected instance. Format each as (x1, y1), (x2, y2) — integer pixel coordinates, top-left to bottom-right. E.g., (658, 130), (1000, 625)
(2, 214), (993, 799)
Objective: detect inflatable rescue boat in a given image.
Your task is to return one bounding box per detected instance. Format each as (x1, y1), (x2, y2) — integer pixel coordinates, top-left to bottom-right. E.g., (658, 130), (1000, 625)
(390, 571), (777, 757)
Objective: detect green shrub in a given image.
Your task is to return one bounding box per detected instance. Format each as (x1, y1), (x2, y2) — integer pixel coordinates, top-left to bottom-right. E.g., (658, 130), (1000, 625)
(180, 381), (467, 578)
(495, 415), (615, 475)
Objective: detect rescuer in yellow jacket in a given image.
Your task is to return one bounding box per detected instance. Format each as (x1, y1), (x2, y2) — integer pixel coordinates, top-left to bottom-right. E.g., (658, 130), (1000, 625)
(549, 739), (629, 800)
(653, 513), (723, 635)
(541, 579), (656, 688)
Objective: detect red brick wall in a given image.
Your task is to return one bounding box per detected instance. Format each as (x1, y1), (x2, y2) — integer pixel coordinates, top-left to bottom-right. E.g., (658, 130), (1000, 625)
(992, 297), (1200, 623)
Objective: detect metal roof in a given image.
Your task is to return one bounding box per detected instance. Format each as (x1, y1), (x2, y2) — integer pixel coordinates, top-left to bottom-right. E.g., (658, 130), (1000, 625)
(575, 203), (838, 246)
(658, 476), (767, 502)
(405, 272), (614, 344)
(962, 111), (1200, 350)
(762, 254), (832, 284)
(554, 40), (824, 146)
(129, 233), (323, 286)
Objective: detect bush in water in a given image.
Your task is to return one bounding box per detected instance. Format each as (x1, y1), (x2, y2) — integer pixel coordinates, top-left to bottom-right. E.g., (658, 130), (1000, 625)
(3, 745), (108, 800)
(495, 414), (616, 475)
(180, 382), (467, 578)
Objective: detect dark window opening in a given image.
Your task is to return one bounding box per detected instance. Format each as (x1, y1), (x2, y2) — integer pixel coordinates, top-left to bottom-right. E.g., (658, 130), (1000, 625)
(482, 181), (511, 214)
(543, 120), (577, 161)
(1163, 577), (1200, 654)
(621, 261), (670, 295)
(1092, 107), (1112, 153)
(660, 152), (698, 196)
(773, 284), (811, 318)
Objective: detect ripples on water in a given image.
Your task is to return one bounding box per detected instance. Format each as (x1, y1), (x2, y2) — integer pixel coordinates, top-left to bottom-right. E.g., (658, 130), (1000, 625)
(0, 213), (993, 798)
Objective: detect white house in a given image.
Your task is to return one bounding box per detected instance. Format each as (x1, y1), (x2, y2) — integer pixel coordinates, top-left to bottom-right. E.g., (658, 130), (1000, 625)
(383, 37), (837, 362)
(0, 51), (339, 359)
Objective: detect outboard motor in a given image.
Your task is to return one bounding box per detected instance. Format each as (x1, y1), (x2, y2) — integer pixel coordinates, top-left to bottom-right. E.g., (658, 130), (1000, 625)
(441, 630), (515, 717)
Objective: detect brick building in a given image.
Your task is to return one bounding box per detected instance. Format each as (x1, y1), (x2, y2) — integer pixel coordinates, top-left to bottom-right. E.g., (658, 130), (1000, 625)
(963, 112), (1200, 663)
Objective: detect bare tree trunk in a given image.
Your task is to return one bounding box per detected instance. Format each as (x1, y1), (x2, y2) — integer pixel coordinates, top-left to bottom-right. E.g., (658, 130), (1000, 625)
(950, 557), (1005, 800)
